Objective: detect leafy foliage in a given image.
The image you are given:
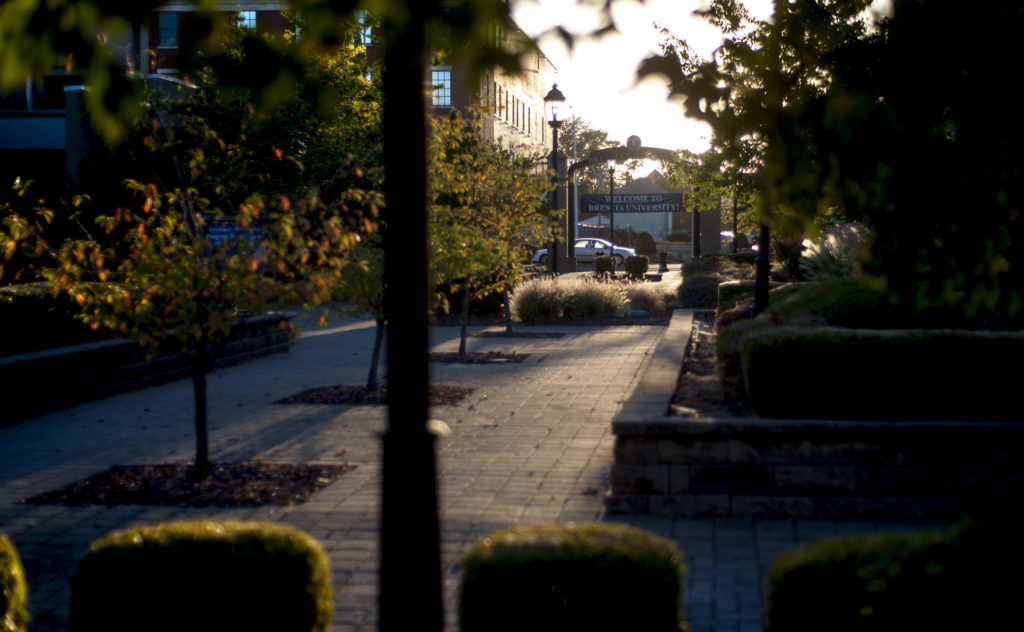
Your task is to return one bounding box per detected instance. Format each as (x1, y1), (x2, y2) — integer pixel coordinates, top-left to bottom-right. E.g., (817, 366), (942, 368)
(0, 533), (29, 632)
(798, 222), (870, 281)
(40, 180), (366, 478)
(427, 109), (553, 351)
(645, 0), (1024, 328)
(332, 233), (386, 390)
(171, 17), (383, 211)
(558, 116), (642, 194)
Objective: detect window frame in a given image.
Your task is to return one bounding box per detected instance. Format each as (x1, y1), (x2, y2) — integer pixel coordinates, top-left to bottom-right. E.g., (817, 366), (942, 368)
(430, 67), (452, 108)
(238, 10), (257, 30)
(157, 12), (178, 49)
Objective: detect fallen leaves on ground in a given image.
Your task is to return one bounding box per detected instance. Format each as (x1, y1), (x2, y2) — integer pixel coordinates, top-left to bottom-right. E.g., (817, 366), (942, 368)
(24, 461), (350, 507)
(431, 351), (529, 364)
(276, 383), (474, 406)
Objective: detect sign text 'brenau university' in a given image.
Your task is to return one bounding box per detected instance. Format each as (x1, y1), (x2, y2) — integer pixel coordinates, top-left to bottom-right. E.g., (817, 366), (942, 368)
(579, 193), (684, 214)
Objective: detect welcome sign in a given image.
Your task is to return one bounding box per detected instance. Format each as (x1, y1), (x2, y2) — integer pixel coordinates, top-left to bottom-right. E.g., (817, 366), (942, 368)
(580, 193), (684, 214)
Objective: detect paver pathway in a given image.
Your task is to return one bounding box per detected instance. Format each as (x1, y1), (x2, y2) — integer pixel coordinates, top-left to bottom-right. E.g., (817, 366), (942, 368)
(0, 310), (935, 631)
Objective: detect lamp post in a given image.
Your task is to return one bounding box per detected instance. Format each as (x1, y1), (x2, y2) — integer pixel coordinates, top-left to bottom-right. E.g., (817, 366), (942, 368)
(608, 163), (616, 272)
(544, 83), (565, 274)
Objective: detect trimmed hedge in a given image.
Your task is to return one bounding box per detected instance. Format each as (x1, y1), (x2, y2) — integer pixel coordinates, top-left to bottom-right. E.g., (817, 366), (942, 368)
(70, 521), (332, 632)
(677, 273), (721, 308)
(739, 326), (1024, 420)
(594, 254), (614, 275)
(624, 254), (649, 278)
(760, 278), (902, 329)
(459, 523), (684, 632)
(766, 518), (1019, 631)
(1, 534), (29, 632)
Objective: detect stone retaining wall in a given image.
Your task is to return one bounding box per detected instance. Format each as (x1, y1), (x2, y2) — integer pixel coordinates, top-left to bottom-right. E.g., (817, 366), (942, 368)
(1, 314), (292, 421)
(607, 309), (1024, 519)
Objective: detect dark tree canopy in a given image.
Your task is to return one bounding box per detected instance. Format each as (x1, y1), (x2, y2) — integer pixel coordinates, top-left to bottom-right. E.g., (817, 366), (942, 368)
(644, 0), (1023, 328)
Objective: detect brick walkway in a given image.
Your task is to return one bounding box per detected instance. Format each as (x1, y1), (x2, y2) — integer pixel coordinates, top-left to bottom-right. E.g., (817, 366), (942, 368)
(0, 306), (932, 631)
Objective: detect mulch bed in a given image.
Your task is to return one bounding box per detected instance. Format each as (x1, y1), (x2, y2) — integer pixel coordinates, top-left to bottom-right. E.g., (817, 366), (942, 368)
(24, 461), (350, 507)
(468, 331), (565, 338)
(671, 311), (754, 418)
(431, 351), (529, 364)
(276, 383), (474, 406)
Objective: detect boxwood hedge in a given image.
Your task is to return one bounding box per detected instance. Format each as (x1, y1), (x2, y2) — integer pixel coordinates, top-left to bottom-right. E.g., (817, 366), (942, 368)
(739, 326), (1023, 420)
(766, 518), (1019, 631)
(70, 520), (331, 632)
(459, 523), (684, 632)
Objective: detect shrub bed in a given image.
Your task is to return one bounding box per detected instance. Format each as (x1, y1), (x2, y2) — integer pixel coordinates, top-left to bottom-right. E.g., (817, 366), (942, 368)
(677, 273), (721, 308)
(564, 279), (624, 318)
(70, 520), (331, 632)
(766, 518), (1019, 630)
(459, 523), (684, 632)
(624, 285), (666, 313)
(1, 533), (29, 632)
(594, 254), (614, 275)
(739, 325), (1023, 420)
(634, 231), (657, 256)
(511, 277), (629, 321)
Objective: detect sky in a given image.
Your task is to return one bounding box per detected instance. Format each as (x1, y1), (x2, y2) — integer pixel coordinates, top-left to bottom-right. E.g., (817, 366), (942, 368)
(511, 0), (775, 155)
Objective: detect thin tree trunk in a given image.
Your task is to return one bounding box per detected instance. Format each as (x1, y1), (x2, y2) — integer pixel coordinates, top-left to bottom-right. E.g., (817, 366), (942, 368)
(503, 285), (514, 335)
(191, 350), (210, 481)
(458, 279), (470, 359)
(367, 317), (385, 392)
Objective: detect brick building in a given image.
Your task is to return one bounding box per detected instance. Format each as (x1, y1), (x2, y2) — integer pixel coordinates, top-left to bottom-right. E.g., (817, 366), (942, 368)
(0, 3), (556, 186)
(423, 25), (558, 156)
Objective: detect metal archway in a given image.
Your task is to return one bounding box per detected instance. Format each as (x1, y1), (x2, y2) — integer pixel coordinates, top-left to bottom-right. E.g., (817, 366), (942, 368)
(566, 145), (681, 250)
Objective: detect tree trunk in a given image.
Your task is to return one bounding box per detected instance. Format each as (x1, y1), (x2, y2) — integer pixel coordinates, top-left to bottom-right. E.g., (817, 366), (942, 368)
(458, 278), (470, 359)
(367, 317), (385, 392)
(503, 285), (515, 335)
(191, 349), (211, 482)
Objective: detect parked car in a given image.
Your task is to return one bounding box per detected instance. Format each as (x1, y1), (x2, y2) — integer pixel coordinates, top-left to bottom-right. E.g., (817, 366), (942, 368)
(532, 238), (637, 265)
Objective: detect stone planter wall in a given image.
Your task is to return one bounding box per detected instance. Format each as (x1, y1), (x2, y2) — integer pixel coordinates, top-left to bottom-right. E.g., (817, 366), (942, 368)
(607, 309), (1024, 519)
(1, 314), (292, 421)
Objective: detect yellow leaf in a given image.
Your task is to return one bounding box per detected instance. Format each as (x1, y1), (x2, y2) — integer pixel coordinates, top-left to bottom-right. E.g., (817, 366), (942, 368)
(75, 293), (86, 306)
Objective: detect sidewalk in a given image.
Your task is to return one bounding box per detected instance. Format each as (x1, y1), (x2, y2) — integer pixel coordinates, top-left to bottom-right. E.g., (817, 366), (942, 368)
(0, 307), (930, 632)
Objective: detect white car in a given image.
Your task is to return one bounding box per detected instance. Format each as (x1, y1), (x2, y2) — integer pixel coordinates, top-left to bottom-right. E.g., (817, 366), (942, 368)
(532, 238), (637, 265)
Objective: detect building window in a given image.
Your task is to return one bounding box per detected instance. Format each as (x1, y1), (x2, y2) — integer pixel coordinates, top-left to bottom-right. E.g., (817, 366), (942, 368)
(238, 10), (257, 30)
(158, 12), (178, 48)
(431, 68), (451, 107)
(355, 10), (372, 45)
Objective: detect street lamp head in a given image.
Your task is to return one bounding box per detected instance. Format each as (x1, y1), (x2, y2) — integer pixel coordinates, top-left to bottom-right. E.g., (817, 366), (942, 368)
(544, 83), (566, 123)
